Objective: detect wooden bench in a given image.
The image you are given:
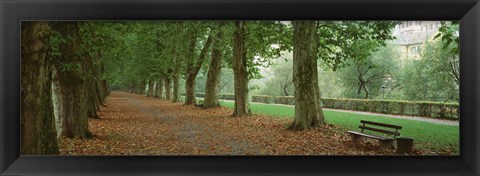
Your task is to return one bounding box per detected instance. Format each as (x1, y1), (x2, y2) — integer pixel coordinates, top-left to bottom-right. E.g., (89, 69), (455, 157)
(347, 120), (402, 150)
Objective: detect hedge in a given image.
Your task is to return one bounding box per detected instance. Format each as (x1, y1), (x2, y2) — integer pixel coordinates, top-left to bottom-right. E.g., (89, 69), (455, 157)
(180, 92), (205, 98)
(218, 93), (235, 100)
(274, 96), (295, 105)
(186, 93), (459, 120)
(265, 96), (458, 120)
(322, 98), (458, 120)
(251, 95), (273, 104)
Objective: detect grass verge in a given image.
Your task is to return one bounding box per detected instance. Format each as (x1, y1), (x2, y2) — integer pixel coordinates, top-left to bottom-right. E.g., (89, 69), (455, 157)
(219, 100), (459, 154)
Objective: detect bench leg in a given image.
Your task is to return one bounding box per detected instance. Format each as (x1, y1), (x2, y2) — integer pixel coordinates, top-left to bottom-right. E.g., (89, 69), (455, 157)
(350, 134), (363, 142)
(379, 140), (394, 151)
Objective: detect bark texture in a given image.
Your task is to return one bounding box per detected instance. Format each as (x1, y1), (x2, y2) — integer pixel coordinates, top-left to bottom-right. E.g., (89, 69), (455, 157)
(289, 21), (326, 130)
(164, 75), (172, 100)
(232, 21), (251, 117)
(155, 78), (164, 99)
(203, 23), (225, 108)
(147, 80), (154, 97)
(21, 21), (59, 154)
(172, 72), (180, 102)
(185, 32), (213, 105)
(51, 22), (91, 138)
(140, 79), (146, 95)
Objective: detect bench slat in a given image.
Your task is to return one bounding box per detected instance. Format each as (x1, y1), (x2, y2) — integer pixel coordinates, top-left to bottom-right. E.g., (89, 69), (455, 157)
(359, 126), (400, 136)
(347, 131), (393, 141)
(360, 120), (402, 129)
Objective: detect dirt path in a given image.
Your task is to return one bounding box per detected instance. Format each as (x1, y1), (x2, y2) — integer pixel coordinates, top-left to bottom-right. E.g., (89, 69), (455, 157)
(58, 91), (431, 155)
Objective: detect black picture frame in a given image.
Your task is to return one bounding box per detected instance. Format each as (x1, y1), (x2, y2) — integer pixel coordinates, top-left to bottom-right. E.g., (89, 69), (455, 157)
(1, 0), (479, 175)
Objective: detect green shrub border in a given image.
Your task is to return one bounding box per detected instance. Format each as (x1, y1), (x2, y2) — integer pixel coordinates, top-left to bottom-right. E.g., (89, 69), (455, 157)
(183, 92), (459, 119)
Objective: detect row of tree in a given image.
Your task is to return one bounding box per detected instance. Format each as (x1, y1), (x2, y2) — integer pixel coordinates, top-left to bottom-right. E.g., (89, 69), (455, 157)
(22, 22), (113, 154)
(257, 22), (459, 102)
(21, 21), (396, 154)
(107, 21), (395, 129)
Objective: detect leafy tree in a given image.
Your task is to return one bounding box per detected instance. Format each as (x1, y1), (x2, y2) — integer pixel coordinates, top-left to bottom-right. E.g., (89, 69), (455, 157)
(401, 41), (459, 102)
(434, 21), (459, 55)
(21, 21), (59, 154)
(203, 22), (227, 108)
(289, 21), (325, 130)
(50, 22), (92, 138)
(338, 44), (400, 99)
(290, 21), (396, 130)
(185, 22), (213, 105)
(231, 21), (292, 117)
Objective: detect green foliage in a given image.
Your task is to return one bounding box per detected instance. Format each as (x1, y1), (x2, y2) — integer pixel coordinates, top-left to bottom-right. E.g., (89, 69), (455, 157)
(317, 21), (397, 71)
(401, 41), (459, 102)
(322, 98), (459, 119)
(338, 44), (401, 99)
(242, 21), (293, 80)
(433, 21), (459, 55)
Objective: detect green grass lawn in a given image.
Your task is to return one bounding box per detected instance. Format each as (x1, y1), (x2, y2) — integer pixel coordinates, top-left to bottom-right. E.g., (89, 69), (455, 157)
(219, 100), (459, 153)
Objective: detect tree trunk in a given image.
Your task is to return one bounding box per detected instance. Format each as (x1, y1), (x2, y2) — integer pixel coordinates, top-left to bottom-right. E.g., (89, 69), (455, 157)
(95, 81), (106, 107)
(155, 78), (164, 99)
(283, 85), (289, 96)
(86, 79), (100, 119)
(51, 22), (91, 138)
(21, 21), (59, 155)
(104, 80), (110, 95)
(289, 21), (326, 130)
(363, 85), (369, 99)
(185, 76), (197, 104)
(184, 27), (199, 104)
(84, 55), (101, 118)
(147, 80), (154, 97)
(203, 23), (225, 108)
(232, 21), (251, 117)
(132, 81), (138, 94)
(141, 79), (146, 95)
(52, 70), (91, 138)
(185, 34), (213, 105)
(164, 75), (172, 100)
(172, 72), (180, 102)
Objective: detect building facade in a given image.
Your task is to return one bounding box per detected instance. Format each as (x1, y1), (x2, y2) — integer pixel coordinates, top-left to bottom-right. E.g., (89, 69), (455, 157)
(392, 21), (441, 61)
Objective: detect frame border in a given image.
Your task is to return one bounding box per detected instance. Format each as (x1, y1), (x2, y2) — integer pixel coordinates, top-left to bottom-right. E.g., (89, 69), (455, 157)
(1, 0), (479, 175)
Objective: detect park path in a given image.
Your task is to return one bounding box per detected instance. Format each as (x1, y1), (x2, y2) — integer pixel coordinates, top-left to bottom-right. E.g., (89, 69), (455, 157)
(59, 91), (398, 155)
(211, 99), (459, 126)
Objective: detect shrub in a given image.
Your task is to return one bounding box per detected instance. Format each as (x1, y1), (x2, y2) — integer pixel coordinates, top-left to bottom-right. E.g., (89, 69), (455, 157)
(252, 95), (273, 104)
(196, 93), (205, 98)
(320, 98), (459, 120)
(274, 96), (295, 105)
(192, 92), (459, 120)
(218, 93), (235, 100)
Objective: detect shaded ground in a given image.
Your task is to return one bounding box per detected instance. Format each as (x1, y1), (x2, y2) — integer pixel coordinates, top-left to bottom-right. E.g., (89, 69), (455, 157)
(59, 91), (433, 155)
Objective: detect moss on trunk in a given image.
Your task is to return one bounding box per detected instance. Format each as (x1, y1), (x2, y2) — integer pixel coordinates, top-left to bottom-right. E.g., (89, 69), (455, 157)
(21, 21), (59, 154)
(289, 21), (326, 130)
(232, 21), (251, 117)
(203, 23), (225, 108)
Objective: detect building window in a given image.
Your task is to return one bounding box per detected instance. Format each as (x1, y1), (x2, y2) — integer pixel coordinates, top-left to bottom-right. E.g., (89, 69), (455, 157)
(410, 45), (422, 55)
(430, 24), (433, 29)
